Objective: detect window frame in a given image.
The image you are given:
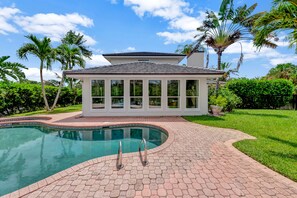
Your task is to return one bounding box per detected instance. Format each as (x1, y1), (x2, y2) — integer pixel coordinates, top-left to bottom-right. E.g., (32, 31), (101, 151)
(91, 79), (105, 110)
(148, 80), (162, 109)
(130, 80), (143, 109)
(110, 79), (125, 109)
(167, 80), (180, 109)
(185, 80), (200, 109)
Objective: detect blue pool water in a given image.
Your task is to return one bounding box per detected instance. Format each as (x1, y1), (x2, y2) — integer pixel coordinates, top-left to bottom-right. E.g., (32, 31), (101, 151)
(0, 124), (168, 196)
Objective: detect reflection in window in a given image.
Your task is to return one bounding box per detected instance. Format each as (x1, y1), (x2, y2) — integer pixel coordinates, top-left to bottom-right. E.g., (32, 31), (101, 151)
(111, 80), (124, 109)
(186, 80), (199, 108)
(167, 80), (180, 108)
(130, 129), (143, 139)
(112, 129), (124, 140)
(149, 80), (162, 108)
(130, 80), (143, 109)
(91, 80), (105, 109)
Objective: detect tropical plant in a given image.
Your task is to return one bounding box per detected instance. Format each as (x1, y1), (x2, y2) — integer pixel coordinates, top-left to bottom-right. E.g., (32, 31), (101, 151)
(50, 44), (85, 110)
(219, 62), (239, 81)
(175, 44), (195, 57)
(61, 30), (92, 59)
(193, 0), (275, 91)
(17, 35), (54, 111)
(265, 63), (297, 84)
(253, 0), (297, 52)
(0, 56), (27, 82)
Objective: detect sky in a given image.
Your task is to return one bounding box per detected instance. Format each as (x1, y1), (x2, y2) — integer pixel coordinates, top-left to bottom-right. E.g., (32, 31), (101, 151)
(0, 0), (296, 81)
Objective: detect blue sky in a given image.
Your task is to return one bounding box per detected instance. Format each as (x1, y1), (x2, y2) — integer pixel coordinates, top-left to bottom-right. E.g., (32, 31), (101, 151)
(0, 0), (296, 81)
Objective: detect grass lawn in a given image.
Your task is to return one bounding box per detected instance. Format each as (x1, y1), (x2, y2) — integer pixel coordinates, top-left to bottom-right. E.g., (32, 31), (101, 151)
(10, 104), (82, 117)
(184, 109), (297, 182)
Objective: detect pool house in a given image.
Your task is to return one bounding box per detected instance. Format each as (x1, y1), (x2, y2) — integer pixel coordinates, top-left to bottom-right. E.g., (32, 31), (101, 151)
(65, 52), (224, 117)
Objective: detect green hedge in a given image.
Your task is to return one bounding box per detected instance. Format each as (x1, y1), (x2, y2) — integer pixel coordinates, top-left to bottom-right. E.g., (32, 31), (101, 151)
(226, 78), (294, 109)
(0, 82), (82, 116)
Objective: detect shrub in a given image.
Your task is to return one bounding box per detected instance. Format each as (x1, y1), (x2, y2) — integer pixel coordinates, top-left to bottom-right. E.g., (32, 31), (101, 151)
(0, 82), (82, 116)
(227, 78), (294, 109)
(209, 95), (228, 109)
(218, 88), (242, 111)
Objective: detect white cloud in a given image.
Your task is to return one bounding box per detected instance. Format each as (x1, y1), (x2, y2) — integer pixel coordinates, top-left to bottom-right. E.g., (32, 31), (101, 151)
(14, 12), (96, 45)
(124, 0), (189, 19)
(123, 0), (205, 44)
(126, 46), (136, 51)
(85, 54), (110, 67)
(157, 31), (196, 44)
(23, 68), (61, 81)
(0, 7), (20, 34)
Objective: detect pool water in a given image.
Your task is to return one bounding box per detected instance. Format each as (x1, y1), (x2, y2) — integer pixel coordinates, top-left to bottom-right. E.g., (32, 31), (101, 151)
(0, 124), (167, 196)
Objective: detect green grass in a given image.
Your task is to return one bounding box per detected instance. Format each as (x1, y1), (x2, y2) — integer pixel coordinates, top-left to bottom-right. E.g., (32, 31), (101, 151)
(10, 104), (82, 117)
(184, 109), (297, 181)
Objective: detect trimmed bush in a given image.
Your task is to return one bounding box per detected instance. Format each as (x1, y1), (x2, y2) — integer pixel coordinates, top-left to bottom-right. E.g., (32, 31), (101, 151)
(0, 82), (82, 116)
(227, 78), (294, 109)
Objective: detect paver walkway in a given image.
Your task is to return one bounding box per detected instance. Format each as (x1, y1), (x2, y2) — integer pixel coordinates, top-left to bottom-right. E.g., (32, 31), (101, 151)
(2, 113), (297, 198)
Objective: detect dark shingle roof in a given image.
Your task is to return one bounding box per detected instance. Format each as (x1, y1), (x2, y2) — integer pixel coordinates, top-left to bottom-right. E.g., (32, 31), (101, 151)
(65, 62), (224, 76)
(103, 52), (186, 57)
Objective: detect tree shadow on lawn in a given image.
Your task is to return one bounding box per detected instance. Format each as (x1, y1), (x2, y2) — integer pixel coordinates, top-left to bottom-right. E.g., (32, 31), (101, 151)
(267, 136), (297, 148)
(269, 150), (297, 161)
(232, 111), (290, 118)
(185, 115), (225, 121)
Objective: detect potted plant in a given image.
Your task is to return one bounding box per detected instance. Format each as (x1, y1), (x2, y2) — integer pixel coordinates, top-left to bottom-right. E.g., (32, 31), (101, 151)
(209, 95), (227, 116)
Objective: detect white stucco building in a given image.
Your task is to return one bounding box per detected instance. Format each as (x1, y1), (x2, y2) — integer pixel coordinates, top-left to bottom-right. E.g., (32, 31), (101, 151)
(65, 51), (223, 117)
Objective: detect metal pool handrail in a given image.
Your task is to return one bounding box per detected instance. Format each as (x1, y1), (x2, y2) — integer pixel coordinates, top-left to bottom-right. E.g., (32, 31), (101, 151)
(139, 138), (148, 165)
(117, 141), (123, 169)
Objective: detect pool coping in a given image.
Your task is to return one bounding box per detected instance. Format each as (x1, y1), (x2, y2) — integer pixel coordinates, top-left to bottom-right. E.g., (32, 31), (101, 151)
(0, 120), (175, 198)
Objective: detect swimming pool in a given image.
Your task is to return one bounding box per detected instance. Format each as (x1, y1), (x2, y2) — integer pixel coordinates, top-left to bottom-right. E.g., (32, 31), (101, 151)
(0, 124), (168, 196)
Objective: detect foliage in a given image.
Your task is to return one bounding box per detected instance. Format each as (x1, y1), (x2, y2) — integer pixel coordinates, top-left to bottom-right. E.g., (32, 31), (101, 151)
(209, 95), (228, 108)
(209, 87), (241, 111)
(227, 78), (294, 108)
(184, 109), (297, 181)
(0, 56), (27, 82)
(253, 0), (297, 52)
(0, 82), (81, 116)
(17, 34), (54, 111)
(218, 88), (242, 111)
(61, 30), (92, 59)
(265, 63), (297, 84)
(192, 0), (273, 91)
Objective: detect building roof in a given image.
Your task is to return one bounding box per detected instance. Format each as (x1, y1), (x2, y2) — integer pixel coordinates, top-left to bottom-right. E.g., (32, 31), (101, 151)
(102, 52), (186, 57)
(64, 62), (224, 76)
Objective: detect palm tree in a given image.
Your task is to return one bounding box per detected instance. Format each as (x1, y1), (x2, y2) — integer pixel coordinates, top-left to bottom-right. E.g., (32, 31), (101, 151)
(61, 30), (92, 59)
(253, 0), (297, 52)
(17, 35), (54, 111)
(193, 0), (275, 91)
(50, 44), (85, 110)
(0, 56), (27, 82)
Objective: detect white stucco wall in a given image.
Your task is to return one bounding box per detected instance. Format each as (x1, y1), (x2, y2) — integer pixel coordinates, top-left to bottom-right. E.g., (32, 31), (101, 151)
(187, 52), (204, 68)
(80, 75), (209, 117)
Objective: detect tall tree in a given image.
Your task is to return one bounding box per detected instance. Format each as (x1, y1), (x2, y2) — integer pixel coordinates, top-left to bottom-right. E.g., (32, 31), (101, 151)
(61, 30), (92, 59)
(193, 0), (275, 91)
(0, 56), (27, 82)
(265, 63), (297, 84)
(50, 44), (85, 110)
(254, 0), (297, 52)
(17, 35), (54, 111)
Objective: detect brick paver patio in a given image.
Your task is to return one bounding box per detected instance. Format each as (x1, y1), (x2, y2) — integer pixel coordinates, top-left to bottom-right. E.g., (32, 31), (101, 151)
(1, 113), (297, 198)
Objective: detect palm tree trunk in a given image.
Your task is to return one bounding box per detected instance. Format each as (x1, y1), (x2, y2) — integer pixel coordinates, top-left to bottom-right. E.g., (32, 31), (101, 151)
(40, 61), (50, 111)
(216, 51), (222, 93)
(50, 74), (65, 111)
